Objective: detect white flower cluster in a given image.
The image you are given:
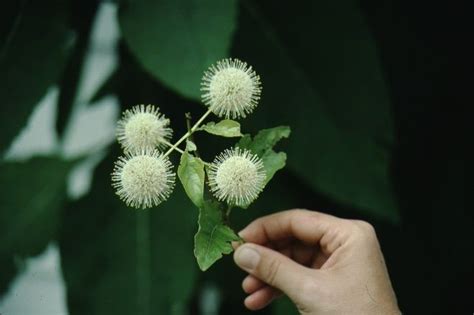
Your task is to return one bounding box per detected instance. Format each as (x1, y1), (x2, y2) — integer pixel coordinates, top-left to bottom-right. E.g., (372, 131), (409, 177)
(112, 105), (175, 209)
(208, 148), (266, 207)
(112, 58), (266, 209)
(116, 104), (172, 152)
(112, 149), (175, 209)
(201, 58), (262, 119)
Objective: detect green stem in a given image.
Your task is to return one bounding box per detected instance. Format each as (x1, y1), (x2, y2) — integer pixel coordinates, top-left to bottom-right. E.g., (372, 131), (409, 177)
(136, 211), (151, 315)
(164, 108), (212, 158)
(185, 112), (200, 158)
(162, 139), (184, 154)
(224, 205), (233, 225)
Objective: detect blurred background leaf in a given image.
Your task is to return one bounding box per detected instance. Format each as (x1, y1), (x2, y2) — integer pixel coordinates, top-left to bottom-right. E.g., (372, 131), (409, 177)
(0, 0), (75, 154)
(0, 157), (73, 295)
(0, 0), (471, 314)
(55, 0), (100, 136)
(59, 149), (197, 315)
(119, 0), (238, 99)
(232, 0), (397, 221)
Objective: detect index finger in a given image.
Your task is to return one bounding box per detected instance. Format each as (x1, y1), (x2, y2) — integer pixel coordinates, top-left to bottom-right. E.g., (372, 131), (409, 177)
(239, 209), (341, 246)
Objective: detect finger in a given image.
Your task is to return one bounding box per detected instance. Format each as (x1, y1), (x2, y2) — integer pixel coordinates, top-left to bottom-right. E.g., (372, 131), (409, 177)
(234, 243), (314, 299)
(242, 275), (266, 294)
(244, 286), (281, 311)
(239, 209), (340, 247)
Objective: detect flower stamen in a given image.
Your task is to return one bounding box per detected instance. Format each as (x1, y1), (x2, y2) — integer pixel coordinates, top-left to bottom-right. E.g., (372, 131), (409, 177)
(208, 148), (266, 206)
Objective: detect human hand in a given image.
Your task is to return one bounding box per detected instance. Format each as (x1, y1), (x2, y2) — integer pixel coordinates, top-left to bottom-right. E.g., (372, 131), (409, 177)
(233, 209), (400, 314)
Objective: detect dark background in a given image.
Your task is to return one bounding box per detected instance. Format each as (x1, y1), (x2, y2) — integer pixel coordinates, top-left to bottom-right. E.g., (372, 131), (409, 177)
(0, 0), (471, 314)
(363, 1), (471, 313)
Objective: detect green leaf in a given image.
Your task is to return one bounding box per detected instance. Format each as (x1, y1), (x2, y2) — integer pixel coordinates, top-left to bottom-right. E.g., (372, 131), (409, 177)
(237, 126), (290, 185)
(200, 120), (243, 137)
(185, 140), (197, 152)
(0, 0), (75, 154)
(254, 126), (291, 152)
(59, 151), (197, 315)
(89, 67), (119, 103)
(233, 0), (398, 222)
(119, 0), (238, 99)
(178, 152), (205, 208)
(194, 200), (240, 271)
(261, 151), (287, 185)
(56, 1), (99, 136)
(0, 157), (72, 255)
(0, 156), (72, 295)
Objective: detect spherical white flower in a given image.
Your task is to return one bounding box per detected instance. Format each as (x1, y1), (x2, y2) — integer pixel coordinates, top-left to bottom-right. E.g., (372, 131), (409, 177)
(201, 58), (262, 119)
(208, 148), (266, 206)
(116, 104), (172, 152)
(111, 149), (175, 209)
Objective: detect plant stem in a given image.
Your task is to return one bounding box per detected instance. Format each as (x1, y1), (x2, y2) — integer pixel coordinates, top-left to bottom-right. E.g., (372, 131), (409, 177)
(224, 204), (233, 224)
(164, 108), (212, 158)
(136, 211), (151, 315)
(185, 112), (200, 158)
(185, 112), (193, 135)
(162, 139), (184, 154)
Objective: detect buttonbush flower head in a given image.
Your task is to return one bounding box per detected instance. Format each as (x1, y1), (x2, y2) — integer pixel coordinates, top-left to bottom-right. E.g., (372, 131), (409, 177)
(111, 149), (175, 209)
(201, 58), (262, 119)
(208, 148), (266, 207)
(116, 104), (172, 152)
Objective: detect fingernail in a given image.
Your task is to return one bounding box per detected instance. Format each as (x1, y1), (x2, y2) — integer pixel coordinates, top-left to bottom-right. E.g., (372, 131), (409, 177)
(235, 246), (260, 270)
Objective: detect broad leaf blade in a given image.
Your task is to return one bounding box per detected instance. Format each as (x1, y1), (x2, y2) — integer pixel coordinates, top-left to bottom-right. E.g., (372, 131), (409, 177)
(243, 126), (290, 156)
(194, 200), (240, 271)
(0, 157), (72, 295)
(200, 120), (242, 137)
(233, 1), (398, 221)
(119, 0), (238, 99)
(0, 157), (71, 255)
(59, 151), (197, 315)
(261, 151), (287, 185)
(237, 126), (290, 186)
(178, 152), (205, 207)
(0, 0), (75, 154)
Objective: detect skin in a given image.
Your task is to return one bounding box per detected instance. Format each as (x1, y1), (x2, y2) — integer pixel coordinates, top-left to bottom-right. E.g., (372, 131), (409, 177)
(233, 209), (401, 314)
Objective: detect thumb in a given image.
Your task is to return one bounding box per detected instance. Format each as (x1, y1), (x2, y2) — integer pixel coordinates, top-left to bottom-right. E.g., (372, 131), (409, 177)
(233, 243), (311, 298)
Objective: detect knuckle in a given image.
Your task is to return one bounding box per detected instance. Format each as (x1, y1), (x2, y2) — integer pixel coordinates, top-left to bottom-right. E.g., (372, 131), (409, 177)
(291, 208), (311, 217)
(263, 257), (282, 286)
(351, 220), (377, 239)
(299, 209), (321, 222)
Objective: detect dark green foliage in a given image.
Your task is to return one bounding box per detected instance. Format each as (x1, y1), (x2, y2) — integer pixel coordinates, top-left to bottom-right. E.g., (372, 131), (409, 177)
(237, 126), (290, 185)
(59, 151), (197, 315)
(232, 0), (397, 221)
(119, 0), (238, 99)
(1, 0), (470, 314)
(0, 0), (75, 154)
(56, 0), (100, 136)
(0, 157), (73, 294)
